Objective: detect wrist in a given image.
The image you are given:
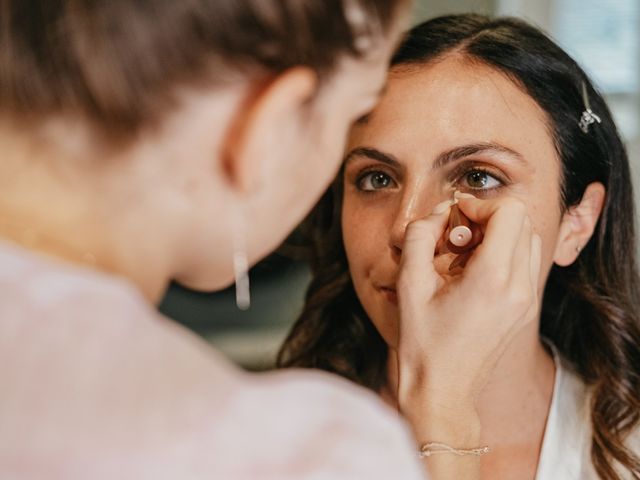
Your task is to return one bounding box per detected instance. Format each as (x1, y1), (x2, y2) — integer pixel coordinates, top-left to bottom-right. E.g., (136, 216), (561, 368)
(402, 396), (482, 446)
(396, 369), (480, 412)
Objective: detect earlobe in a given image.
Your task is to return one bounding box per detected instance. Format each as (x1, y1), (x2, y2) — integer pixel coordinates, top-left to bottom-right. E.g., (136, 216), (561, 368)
(553, 182), (606, 266)
(219, 67), (318, 195)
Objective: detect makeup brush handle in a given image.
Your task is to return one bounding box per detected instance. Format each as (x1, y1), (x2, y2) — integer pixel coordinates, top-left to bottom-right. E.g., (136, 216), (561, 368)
(449, 225), (473, 247)
(446, 205), (477, 254)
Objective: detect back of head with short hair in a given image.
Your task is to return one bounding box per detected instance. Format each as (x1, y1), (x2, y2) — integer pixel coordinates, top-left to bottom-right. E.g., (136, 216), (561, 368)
(0, 0), (404, 137)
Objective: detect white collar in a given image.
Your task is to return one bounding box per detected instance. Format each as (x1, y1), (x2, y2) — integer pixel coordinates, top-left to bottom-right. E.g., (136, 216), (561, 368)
(535, 345), (594, 479)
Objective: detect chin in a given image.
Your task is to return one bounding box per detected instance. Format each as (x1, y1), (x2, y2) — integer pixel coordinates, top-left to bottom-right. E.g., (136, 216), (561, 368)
(174, 270), (235, 293)
(364, 307), (398, 348)
(378, 321), (398, 350)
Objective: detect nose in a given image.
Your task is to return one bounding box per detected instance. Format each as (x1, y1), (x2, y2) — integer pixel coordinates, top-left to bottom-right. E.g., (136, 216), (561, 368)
(388, 189), (445, 262)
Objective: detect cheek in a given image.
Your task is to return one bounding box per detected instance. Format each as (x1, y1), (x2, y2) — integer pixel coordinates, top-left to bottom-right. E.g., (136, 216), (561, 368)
(529, 204), (563, 289)
(342, 192), (403, 276)
(273, 139), (346, 238)
(341, 199), (387, 290)
(342, 198), (400, 345)
(342, 202), (371, 275)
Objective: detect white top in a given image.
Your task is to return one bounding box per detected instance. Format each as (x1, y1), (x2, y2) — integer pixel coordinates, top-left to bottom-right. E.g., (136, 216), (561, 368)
(536, 346), (640, 479)
(0, 241), (424, 480)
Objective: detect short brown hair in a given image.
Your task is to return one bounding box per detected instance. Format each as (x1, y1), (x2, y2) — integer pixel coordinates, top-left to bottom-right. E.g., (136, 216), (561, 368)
(0, 0), (404, 136)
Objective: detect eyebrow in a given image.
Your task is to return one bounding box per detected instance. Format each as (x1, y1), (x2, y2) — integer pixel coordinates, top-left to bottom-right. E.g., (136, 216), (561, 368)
(344, 147), (401, 168)
(344, 142), (526, 170)
(432, 142), (527, 170)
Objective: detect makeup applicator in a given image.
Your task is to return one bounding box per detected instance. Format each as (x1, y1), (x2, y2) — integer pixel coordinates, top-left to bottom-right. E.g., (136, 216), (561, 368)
(444, 192), (483, 270)
(445, 192), (479, 255)
(448, 203), (473, 251)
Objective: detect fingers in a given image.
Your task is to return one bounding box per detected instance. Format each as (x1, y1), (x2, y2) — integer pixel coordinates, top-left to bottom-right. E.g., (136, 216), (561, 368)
(398, 200), (453, 301)
(505, 222), (543, 335)
(457, 195), (543, 335)
(456, 196), (528, 276)
(509, 215), (532, 284)
(399, 194), (543, 323)
(530, 233), (542, 301)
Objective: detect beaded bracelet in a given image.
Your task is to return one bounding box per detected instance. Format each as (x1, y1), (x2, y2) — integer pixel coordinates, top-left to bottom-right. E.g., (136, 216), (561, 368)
(418, 442), (491, 459)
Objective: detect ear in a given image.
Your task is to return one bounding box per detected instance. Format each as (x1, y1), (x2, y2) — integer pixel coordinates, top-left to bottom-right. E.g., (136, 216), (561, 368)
(219, 67), (317, 194)
(553, 182), (606, 266)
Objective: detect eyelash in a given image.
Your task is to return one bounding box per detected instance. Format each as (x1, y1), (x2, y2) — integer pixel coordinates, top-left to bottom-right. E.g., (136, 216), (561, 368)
(354, 164), (509, 195)
(355, 169), (398, 192)
(453, 166), (507, 195)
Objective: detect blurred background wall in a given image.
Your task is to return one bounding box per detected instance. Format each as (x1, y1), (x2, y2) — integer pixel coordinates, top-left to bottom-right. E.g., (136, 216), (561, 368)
(160, 0), (640, 370)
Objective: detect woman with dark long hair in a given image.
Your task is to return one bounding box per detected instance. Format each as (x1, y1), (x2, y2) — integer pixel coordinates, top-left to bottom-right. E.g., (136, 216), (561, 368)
(279, 14), (640, 479)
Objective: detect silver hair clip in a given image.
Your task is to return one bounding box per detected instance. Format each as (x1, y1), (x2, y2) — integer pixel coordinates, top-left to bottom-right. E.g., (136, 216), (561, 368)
(578, 81), (601, 134)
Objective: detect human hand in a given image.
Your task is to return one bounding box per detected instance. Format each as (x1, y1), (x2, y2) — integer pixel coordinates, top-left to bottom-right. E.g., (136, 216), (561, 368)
(395, 195), (542, 412)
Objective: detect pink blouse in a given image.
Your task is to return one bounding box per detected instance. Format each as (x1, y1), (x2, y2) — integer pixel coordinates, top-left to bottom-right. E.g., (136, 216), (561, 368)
(0, 241), (424, 479)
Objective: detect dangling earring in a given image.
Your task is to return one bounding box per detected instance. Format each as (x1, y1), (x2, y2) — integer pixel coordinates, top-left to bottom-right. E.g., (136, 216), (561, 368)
(233, 207), (251, 310)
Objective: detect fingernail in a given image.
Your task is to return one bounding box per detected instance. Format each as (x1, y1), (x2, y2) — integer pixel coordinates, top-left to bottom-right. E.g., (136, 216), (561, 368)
(432, 199), (455, 215)
(454, 191), (477, 200)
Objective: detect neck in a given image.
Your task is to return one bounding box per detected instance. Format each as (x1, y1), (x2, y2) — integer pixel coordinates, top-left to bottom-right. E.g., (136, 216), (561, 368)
(473, 324), (555, 447)
(0, 208), (173, 303)
(0, 133), (175, 303)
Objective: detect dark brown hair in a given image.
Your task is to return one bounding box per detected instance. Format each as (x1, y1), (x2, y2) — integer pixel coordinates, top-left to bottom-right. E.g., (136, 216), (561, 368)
(0, 0), (404, 137)
(278, 14), (640, 479)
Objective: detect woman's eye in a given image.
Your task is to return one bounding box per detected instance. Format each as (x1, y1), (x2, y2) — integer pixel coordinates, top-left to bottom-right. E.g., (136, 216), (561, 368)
(358, 171), (396, 191)
(459, 170), (502, 190)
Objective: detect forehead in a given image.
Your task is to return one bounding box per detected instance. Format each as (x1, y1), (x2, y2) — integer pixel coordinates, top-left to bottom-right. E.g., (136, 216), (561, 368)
(349, 55), (557, 165)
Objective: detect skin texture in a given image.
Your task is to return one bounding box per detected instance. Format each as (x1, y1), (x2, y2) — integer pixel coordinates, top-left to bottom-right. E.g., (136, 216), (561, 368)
(342, 55), (605, 478)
